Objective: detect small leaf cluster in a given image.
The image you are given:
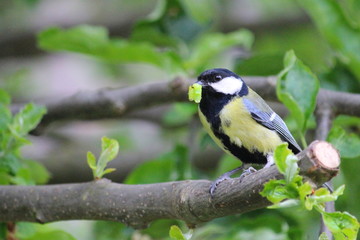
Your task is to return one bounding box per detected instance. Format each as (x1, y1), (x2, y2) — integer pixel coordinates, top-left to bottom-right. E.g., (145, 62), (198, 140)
(261, 144), (360, 240)
(87, 137), (119, 179)
(0, 89), (70, 239)
(0, 89), (48, 185)
(37, 0), (253, 77)
(277, 50), (319, 146)
(274, 32), (360, 240)
(299, 0), (360, 81)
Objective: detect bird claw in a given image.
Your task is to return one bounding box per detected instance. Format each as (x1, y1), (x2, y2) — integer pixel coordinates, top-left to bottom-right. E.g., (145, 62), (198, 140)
(209, 166), (257, 197)
(238, 167), (257, 181)
(209, 175), (231, 197)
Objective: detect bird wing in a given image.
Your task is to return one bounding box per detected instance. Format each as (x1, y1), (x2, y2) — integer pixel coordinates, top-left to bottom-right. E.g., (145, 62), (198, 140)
(243, 89), (302, 153)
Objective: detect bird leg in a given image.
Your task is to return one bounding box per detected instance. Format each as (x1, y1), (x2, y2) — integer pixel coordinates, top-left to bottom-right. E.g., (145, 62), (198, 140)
(209, 165), (257, 197)
(264, 154), (274, 168)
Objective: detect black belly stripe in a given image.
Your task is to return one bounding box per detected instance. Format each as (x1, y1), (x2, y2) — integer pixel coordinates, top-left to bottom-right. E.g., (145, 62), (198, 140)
(199, 90), (267, 165)
(214, 130), (267, 164)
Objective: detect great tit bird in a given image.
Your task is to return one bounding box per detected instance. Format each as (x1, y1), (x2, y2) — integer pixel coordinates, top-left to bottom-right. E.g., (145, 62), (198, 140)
(195, 68), (301, 196)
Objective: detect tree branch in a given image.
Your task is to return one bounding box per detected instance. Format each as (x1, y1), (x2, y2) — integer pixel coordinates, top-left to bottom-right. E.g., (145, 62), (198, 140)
(315, 103), (333, 141)
(0, 141), (340, 228)
(12, 76), (360, 135)
(0, 13), (310, 58)
(314, 102), (335, 240)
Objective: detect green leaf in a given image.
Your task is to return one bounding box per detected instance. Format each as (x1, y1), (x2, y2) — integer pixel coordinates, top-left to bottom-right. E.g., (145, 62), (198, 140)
(318, 232), (330, 240)
(273, 143), (292, 175)
(0, 104), (11, 131)
(333, 184), (345, 198)
(173, 144), (191, 181)
(333, 115), (360, 127)
(298, 182), (313, 202)
(163, 103), (198, 126)
(0, 88), (10, 105)
(305, 185), (345, 211)
(235, 53), (285, 76)
(38, 25), (184, 75)
(10, 103), (46, 136)
(87, 151), (97, 170)
(169, 225), (186, 240)
(125, 144), (190, 184)
(22, 230), (76, 240)
(125, 155), (174, 184)
(16, 223), (76, 240)
(0, 170), (11, 185)
(267, 199), (300, 209)
(185, 29), (254, 73)
(312, 185), (345, 203)
(141, 220), (182, 239)
(0, 153), (22, 174)
(95, 137), (119, 178)
(322, 211), (359, 240)
(10, 168), (34, 185)
(260, 179), (289, 203)
(299, 0), (360, 80)
(24, 160), (51, 184)
(304, 196), (316, 211)
(102, 168), (116, 175)
(319, 63), (360, 93)
(132, 0), (207, 47)
(0, 223), (6, 240)
(314, 187), (331, 197)
(92, 221), (129, 240)
(277, 50), (319, 132)
(99, 137), (119, 162)
(285, 154), (299, 183)
(327, 126), (360, 158)
(131, 12), (184, 50)
(182, 0), (216, 24)
(15, 222), (37, 239)
(312, 188), (336, 202)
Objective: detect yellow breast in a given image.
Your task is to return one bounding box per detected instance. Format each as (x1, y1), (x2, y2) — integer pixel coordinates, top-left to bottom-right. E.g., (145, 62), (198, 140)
(219, 98), (282, 154)
(199, 110), (234, 156)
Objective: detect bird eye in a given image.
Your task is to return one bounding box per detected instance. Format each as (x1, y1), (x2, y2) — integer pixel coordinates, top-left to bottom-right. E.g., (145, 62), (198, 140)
(215, 75), (222, 81)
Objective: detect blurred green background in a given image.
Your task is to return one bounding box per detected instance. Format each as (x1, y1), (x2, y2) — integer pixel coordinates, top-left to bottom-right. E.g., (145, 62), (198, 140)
(0, 0), (360, 239)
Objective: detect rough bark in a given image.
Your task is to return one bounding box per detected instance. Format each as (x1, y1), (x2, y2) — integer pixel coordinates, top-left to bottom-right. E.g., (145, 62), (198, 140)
(0, 141), (340, 229)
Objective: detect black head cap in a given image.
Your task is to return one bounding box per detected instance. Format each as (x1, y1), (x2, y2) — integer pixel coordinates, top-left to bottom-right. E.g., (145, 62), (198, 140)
(197, 68), (248, 96)
(197, 68), (240, 83)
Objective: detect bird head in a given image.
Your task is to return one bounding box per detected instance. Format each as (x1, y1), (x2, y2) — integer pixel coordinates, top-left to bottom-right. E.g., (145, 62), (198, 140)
(196, 68), (248, 96)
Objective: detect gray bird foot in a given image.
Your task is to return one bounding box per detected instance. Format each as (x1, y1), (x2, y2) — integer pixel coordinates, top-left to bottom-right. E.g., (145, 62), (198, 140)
(209, 166), (257, 197)
(209, 176), (228, 197)
(238, 166), (257, 182)
(209, 166), (244, 197)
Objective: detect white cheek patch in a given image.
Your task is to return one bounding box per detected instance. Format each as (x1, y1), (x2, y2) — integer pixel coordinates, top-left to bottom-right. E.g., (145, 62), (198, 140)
(209, 76), (243, 95)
